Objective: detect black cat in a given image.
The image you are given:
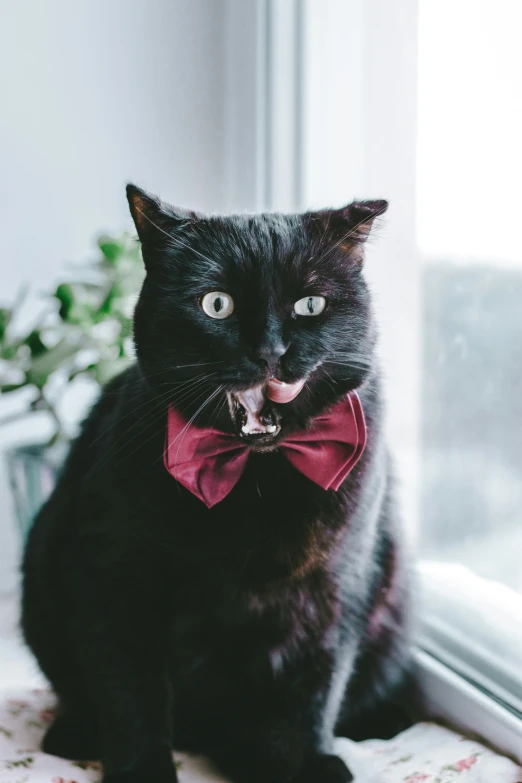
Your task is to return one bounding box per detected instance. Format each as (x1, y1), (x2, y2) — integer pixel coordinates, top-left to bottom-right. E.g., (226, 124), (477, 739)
(22, 185), (416, 783)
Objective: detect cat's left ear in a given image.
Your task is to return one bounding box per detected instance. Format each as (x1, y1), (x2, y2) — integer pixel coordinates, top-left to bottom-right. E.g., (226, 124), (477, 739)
(126, 183), (195, 246)
(308, 199), (388, 261)
(337, 199), (388, 244)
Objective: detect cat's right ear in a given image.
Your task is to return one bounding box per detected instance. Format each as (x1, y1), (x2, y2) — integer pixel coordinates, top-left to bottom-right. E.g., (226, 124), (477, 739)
(126, 183), (194, 254)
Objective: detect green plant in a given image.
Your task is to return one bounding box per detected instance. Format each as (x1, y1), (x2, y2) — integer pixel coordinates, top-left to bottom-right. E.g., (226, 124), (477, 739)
(0, 233), (144, 444)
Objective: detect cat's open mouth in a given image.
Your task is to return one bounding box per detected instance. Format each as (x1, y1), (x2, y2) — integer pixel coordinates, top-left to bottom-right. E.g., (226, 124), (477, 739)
(228, 378), (306, 443)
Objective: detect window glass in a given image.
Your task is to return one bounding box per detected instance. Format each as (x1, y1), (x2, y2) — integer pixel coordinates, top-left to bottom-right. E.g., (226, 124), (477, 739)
(418, 0), (522, 592)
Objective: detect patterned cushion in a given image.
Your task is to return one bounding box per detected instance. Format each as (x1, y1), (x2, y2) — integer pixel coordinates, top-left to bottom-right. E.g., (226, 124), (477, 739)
(0, 690), (520, 783)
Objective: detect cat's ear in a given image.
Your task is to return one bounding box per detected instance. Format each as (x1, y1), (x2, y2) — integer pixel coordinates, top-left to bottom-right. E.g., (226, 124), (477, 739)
(308, 199), (388, 262)
(126, 183), (194, 245)
(338, 199), (388, 244)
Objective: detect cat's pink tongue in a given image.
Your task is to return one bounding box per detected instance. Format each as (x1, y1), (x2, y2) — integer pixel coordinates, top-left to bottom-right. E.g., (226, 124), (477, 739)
(267, 378), (306, 404)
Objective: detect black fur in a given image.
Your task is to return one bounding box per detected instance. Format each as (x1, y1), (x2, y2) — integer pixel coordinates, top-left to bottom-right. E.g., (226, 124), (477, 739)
(22, 185), (416, 783)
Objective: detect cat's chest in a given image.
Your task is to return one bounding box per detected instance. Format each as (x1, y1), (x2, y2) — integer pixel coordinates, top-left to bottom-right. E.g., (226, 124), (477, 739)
(162, 455), (346, 683)
(169, 568), (339, 684)
(159, 448), (350, 593)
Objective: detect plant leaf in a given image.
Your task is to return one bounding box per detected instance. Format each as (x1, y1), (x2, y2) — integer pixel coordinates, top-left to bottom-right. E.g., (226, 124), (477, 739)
(25, 330), (47, 357)
(55, 283), (76, 321)
(91, 357), (131, 385)
(1, 382), (27, 394)
(0, 343), (21, 361)
(98, 236), (124, 264)
(0, 308), (11, 342)
(26, 339), (80, 389)
(1, 232), (145, 435)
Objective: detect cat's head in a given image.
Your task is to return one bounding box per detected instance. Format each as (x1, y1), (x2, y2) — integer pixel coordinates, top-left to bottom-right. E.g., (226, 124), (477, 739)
(127, 184), (387, 449)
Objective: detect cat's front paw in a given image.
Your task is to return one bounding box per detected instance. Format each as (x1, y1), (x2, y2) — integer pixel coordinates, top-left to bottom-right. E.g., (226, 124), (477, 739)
(42, 713), (100, 760)
(102, 743), (179, 783)
(297, 754), (353, 783)
(103, 770), (178, 783)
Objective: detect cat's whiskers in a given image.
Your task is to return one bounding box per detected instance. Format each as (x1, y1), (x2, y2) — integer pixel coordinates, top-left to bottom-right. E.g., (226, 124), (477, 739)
(171, 372), (218, 394)
(169, 375), (219, 410)
(325, 360), (370, 369)
(92, 374), (219, 472)
(90, 393), (171, 474)
(321, 367), (337, 394)
(114, 382), (222, 470)
(170, 385), (225, 469)
(208, 390), (228, 431)
(326, 352), (372, 368)
(329, 351), (372, 361)
(102, 368), (167, 395)
(111, 405), (172, 469)
(90, 373), (217, 447)
(89, 384), (176, 447)
(324, 363), (370, 381)
(171, 361), (224, 371)
(102, 362), (224, 396)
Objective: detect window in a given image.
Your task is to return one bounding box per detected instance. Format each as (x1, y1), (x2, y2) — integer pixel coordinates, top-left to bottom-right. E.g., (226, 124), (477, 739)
(417, 0), (522, 715)
(298, 0), (522, 726)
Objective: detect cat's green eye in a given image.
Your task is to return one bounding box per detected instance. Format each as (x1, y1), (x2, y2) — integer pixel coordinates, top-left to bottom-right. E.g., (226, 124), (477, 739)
(201, 291), (235, 319)
(294, 295), (326, 317)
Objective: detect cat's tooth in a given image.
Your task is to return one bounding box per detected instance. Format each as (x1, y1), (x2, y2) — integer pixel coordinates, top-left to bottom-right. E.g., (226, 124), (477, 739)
(266, 424), (277, 433)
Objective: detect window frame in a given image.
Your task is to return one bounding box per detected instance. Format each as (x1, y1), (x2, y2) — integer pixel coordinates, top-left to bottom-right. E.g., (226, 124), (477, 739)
(418, 561), (522, 717)
(417, 650), (522, 765)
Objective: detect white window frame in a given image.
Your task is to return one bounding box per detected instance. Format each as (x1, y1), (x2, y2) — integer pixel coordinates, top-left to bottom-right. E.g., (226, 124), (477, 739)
(223, 0), (522, 765)
(417, 651), (522, 765)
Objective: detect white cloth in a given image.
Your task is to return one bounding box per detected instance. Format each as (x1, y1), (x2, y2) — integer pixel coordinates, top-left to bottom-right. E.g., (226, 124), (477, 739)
(0, 690), (520, 783)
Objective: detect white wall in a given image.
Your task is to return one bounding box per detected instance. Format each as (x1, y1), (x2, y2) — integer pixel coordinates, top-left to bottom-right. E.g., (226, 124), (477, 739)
(0, 0), (229, 300)
(0, 0), (234, 591)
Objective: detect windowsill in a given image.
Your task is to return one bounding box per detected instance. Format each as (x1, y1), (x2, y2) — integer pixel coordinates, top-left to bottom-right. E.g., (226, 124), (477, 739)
(416, 649), (522, 765)
(416, 560), (522, 764)
(417, 561), (522, 716)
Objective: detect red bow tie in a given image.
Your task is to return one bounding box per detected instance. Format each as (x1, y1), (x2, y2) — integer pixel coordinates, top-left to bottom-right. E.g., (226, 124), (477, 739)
(164, 392), (366, 508)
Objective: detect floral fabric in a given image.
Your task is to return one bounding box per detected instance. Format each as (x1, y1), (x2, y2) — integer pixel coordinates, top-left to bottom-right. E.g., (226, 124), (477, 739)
(335, 722), (522, 782)
(0, 690), (520, 783)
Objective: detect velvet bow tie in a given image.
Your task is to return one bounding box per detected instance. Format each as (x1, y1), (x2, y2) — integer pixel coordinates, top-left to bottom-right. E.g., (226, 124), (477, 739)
(164, 392), (366, 508)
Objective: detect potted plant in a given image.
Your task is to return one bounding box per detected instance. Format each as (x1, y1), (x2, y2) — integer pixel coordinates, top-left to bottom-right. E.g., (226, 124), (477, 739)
(0, 234), (144, 539)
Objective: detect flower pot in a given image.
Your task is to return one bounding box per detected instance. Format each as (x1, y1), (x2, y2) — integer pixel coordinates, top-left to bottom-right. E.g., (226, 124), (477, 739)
(5, 442), (67, 541)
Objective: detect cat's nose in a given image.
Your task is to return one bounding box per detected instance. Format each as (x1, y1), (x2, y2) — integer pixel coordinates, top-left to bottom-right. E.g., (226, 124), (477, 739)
(257, 343), (287, 374)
